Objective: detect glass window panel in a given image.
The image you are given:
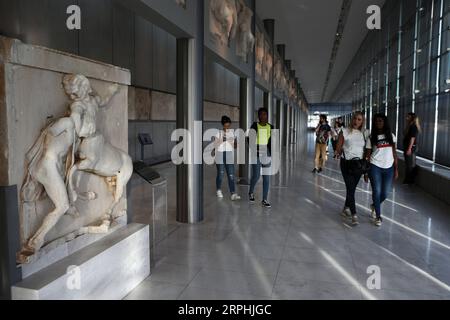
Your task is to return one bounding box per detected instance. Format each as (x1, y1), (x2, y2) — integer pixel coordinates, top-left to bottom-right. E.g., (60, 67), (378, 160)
(433, 0), (442, 21)
(431, 19), (440, 59)
(401, 19), (415, 61)
(415, 95), (437, 160)
(417, 41), (430, 67)
(445, 0), (450, 15)
(397, 96), (413, 149)
(379, 81), (386, 104)
(387, 100), (398, 136)
(435, 92), (450, 166)
(400, 56), (414, 97)
(440, 51), (450, 92)
(388, 78), (397, 105)
(366, 108), (371, 129)
(430, 59), (438, 93)
(418, 1), (432, 47)
(375, 30), (384, 53)
(431, 34), (440, 59)
(388, 3), (400, 35)
(403, 0), (417, 22)
(416, 64), (429, 94)
(442, 28), (450, 55)
(418, 26), (431, 49)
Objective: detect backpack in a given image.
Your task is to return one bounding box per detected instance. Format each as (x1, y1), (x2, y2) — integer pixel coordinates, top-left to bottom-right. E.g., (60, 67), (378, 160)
(316, 125), (330, 144)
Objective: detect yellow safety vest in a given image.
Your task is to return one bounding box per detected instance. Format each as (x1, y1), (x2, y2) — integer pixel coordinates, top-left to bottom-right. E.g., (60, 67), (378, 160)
(257, 123), (271, 145)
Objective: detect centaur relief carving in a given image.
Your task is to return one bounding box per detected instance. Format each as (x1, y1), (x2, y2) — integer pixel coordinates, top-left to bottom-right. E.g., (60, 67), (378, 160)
(255, 30), (264, 77)
(210, 0), (238, 47)
(236, 0), (255, 60)
(18, 74), (132, 263)
(176, 0), (186, 9)
(263, 40), (273, 83)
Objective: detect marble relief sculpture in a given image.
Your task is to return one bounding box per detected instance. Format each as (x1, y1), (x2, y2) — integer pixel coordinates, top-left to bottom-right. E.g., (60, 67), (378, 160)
(290, 81), (297, 100)
(263, 41), (273, 83)
(176, 0), (186, 9)
(18, 74), (132, 262)
(284, 70), (291, 93)
(210, 0), (238, 47)
(236, 0), (255, 60)
(274, 58), (283, 90)
(255, 30), (264, 76)
(281, 70), (287, 93)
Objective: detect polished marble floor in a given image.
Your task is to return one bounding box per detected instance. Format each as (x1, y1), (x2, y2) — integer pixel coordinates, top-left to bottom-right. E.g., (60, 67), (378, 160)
(125, 136), (450, 300)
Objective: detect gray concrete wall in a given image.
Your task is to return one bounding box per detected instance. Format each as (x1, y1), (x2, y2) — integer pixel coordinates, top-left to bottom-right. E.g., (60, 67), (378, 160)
(129, 86), (240, 164)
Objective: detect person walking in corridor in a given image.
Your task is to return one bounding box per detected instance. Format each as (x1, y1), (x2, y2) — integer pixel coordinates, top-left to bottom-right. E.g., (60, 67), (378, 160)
(249, 108), (274, 208)
(331, 118), (344, 159)
(403, 113), (421, 185)
(214, 116), (241, 201)
(313, 115), (332, 173)
(335, 111), (369, 226)
(365, 114), (399, 227)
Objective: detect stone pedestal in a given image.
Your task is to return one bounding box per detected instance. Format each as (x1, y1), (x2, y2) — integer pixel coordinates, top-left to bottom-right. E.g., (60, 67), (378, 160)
(11, 223), (150, 300)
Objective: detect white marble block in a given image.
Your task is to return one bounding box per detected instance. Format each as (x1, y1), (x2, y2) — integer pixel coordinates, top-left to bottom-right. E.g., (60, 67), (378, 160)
(0, 35), (136, 266)
(11, 223), (150, 300)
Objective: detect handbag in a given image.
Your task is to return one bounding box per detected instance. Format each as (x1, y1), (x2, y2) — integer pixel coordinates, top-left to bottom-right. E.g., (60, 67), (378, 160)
(346, 158), (371, 176)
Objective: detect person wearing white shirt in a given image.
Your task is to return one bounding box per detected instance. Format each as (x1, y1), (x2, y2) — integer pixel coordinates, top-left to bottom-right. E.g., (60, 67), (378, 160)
(335, 111), (369, 226)
(214, 116), (241, 201)
(365, 113), (399, 227)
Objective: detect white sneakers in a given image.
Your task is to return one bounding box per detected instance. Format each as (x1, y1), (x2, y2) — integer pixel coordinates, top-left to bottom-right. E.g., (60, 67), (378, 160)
(217, 190), (241, 201)
(341, 207), (351, 218)
(342, 205), (382, 227)
(341, 207), (359, 226)
(231, 194), (241, 201)
(370, 205), (377, 220)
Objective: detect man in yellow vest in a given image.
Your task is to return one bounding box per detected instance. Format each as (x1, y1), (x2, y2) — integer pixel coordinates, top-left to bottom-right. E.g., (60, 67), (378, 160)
(249, 108), (274, 208)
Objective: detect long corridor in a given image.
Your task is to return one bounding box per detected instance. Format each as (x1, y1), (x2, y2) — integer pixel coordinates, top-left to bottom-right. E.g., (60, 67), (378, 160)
(126, 137), (450, 300)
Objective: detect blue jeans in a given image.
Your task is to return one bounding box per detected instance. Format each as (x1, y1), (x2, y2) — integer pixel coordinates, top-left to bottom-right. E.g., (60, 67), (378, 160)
(216, 152), (236, 194)
(249, 158), (270, 201)
(369, 164), (394, 218)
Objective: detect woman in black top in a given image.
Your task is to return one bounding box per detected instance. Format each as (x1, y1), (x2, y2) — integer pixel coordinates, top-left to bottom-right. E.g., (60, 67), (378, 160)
(403, 113), (421, 185)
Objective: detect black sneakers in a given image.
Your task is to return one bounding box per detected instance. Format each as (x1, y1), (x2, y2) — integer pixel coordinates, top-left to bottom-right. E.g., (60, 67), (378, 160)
(262, 200), (272, 208)
(250, 194), (271, 208)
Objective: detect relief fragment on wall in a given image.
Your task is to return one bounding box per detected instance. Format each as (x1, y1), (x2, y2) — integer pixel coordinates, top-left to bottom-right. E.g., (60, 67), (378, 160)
(210, 0), (238, 47)
(274, 57), (283, 91)
(235, 0), (255, 61)
(176, 0), (186, 9)
(263, 40), (273, 83)
(18, 74), (133, 264)
(255, 29), (264, 77)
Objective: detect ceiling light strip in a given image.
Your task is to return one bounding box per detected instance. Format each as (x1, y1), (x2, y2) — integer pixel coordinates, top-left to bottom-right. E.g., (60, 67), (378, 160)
(321, 0), (353, 102)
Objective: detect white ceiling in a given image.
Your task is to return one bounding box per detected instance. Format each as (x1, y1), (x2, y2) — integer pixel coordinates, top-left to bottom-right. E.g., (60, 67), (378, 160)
(256, 0), (386, 104)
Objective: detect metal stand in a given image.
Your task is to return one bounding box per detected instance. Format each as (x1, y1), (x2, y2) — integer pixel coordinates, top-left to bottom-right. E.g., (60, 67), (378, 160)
(134, 133), (161, 181)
